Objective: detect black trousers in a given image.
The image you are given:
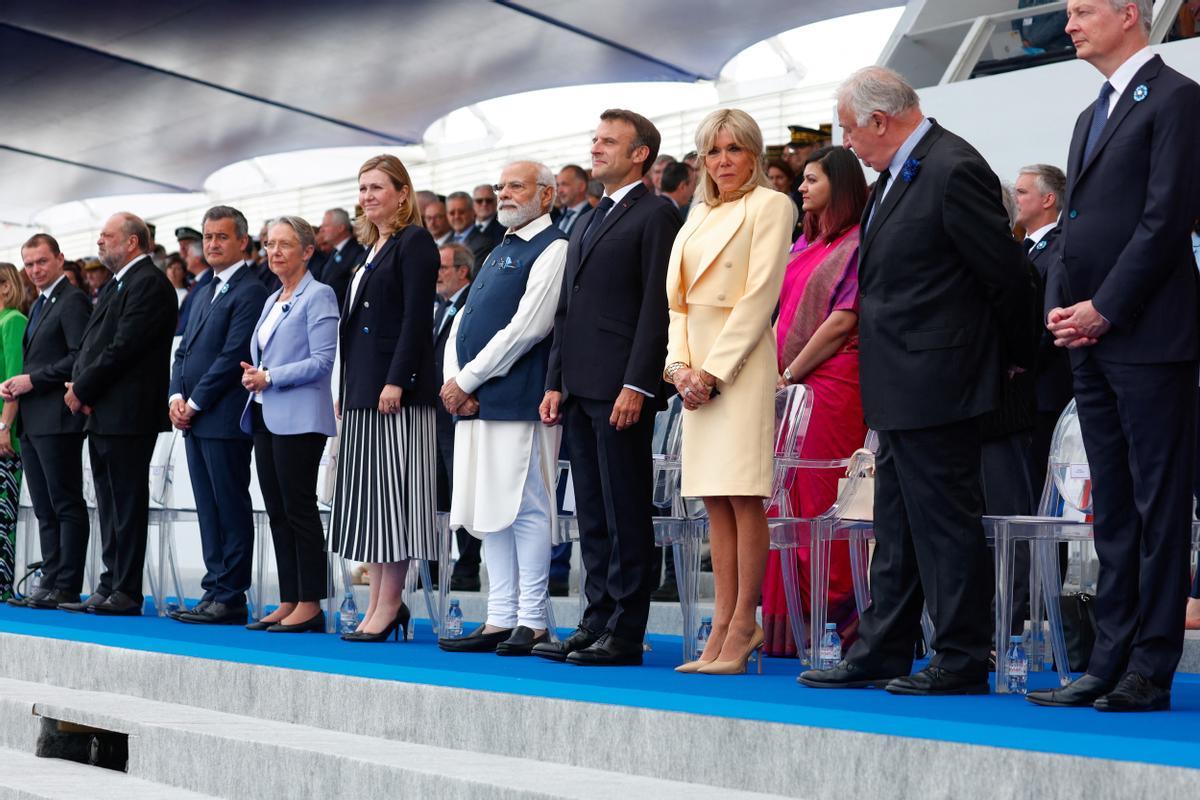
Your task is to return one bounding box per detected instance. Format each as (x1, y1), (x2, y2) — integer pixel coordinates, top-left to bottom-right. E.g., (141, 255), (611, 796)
(1073, 355), (1196, 687)
(251, 405), (328, 603)
(20, 432), (88, 594)
(185, 434), (254, 605)
(89, 433), (157, 601)
(564, 396), (656, 641)
(847, 419), (992, 677)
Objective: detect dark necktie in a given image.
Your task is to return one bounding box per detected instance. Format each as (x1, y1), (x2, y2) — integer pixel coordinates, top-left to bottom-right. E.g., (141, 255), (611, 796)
(558, 208), (575, 232)
(867, 169), (891, 230)
(433, 298), (449, 334)
(582, 197), (614, 249)
(1023, 237), (1036, 253)
(27, 294), (46, 338)
(1083, 81), (1115, 162)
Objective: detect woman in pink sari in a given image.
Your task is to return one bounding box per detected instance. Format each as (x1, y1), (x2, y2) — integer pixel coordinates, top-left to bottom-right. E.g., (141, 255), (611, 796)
(763, 146), (869, 657)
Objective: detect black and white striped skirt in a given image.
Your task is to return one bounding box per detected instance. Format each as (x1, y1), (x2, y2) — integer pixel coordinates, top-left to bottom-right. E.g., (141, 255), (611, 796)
(329, 406), (437, 563)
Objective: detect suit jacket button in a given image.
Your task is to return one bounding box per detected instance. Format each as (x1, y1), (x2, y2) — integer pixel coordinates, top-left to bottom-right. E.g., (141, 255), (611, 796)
(573, 285), (580, 293)
(466, 308), (473, 314)
(1069, 209), (1078, 219)
(363, 301), (370, 308)
(361, 326), (369, 333)
(717, 292), (726, 301)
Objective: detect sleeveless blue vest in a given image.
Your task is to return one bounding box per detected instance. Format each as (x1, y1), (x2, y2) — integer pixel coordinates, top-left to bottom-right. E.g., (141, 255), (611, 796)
(455, 222), (567, 421)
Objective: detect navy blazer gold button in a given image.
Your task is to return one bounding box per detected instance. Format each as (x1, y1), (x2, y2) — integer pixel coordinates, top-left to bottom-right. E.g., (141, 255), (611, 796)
(1069, 209), (1078, 219)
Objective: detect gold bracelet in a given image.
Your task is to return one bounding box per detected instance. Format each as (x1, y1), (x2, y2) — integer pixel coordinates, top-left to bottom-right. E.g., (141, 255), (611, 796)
(664, 361), (687, 382)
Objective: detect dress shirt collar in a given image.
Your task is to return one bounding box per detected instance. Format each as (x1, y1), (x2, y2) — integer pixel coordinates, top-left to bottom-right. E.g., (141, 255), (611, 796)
(214, 260), (245, 285)
(39, 274), (66, 299)
(332, 236), (352, 254)
(605, 179), (643, 206)
(447, 284), (468, 305)
(884, 117), (933, 184)
(1027, 222), (1057, 247)
(1105, 47), (1155, 112)
(506, 213), (553, 242)
(114, 254), (148, 283)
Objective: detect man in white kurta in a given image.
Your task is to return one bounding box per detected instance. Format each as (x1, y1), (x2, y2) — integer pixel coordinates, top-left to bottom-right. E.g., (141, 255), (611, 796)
(438, 161), (566, 654)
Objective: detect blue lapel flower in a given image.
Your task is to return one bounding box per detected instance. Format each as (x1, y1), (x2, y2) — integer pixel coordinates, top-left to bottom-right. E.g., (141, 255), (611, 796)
(1133, 84), (1149, 102)
(900, 158), (921, 183)
(219, 281), (230, 295)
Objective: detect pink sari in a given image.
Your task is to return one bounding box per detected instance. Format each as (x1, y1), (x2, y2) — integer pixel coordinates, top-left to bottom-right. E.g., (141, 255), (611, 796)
(762, 226), (867, 658)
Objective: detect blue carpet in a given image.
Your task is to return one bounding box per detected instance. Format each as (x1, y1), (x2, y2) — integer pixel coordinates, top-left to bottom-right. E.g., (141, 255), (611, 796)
(2, 604), (1199, 771)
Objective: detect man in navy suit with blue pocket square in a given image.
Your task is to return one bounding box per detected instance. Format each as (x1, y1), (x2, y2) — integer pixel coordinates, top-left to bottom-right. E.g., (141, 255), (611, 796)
(1030, 0), (1200, 712)
(168, 206), (269, 625)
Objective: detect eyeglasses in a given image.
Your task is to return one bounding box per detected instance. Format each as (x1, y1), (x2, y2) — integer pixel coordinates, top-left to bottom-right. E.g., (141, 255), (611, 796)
(473, 196), (496, 204)
(491, 181), (550, 194)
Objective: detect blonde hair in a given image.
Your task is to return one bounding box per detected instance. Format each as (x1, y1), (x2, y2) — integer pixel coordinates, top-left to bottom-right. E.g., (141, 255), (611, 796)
(0, 263), (29, 315)
(353, 154), (422, 246)
(694, 109), (772, 207)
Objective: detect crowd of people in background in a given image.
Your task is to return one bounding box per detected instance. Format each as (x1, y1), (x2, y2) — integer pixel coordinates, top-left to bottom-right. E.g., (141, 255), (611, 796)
(1, 0), (1198, 711)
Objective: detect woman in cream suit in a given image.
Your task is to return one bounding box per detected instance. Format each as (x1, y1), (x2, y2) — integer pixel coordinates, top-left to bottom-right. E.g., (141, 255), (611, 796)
(665, 109), (795, 674)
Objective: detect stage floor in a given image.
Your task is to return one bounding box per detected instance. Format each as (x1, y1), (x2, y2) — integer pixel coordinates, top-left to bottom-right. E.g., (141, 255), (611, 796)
(2, 605), (1199, 773)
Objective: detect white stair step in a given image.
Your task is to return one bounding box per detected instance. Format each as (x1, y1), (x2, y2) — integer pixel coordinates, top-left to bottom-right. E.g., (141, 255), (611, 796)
(0, 746), (219, 800)
(0, 678), (787, 800)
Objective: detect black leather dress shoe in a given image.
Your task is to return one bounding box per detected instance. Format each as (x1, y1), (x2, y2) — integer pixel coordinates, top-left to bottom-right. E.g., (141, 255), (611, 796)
(1093, 672), (1170, 712)
(439, 624), (512, 652)
(566, 632), (643, 666)
(885, 666), (989, 696)
(170, 599), (211, 621)
(27, 589), (80, 610)
(7, 587), (49, 608)
(449, 575), (481, 592)
(650, 582), (680, 603)
(1027, 674), (1116, 707)
(58, 593), (109, 613)
(533, 625), (600, 662)
(91, 592), (143, 616)
(245, 618), (275, 631)
(267, 611), (325, 633)
(495, 625), (548, 656)
(798, 660), (904, 689)
(178, 601), (248, 625)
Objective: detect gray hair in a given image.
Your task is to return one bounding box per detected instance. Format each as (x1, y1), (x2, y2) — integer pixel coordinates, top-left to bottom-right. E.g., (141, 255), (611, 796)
(1018, 164), (1067, 211)
(324, 207), (352, 231)
(439, 243), (474, 272)
(446, 191), (472, 206)
(202, 205), (249, 238)
(999, 182), (1018, 228)
(836, 66), (921, 127)
(117, 212), (151, 253)
(1109, 0), (1152, 35)
(268, 215), (316, 252)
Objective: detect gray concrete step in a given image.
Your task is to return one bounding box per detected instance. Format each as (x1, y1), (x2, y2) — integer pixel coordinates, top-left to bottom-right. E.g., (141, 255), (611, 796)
(0, 677), (787, 800)
(0, 746), (219, 800)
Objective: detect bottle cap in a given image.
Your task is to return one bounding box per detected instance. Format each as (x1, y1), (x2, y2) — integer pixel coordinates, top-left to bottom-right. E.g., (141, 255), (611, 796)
(701, 616), (712, 624)
(825, 622), (837, 629)
(1009, 635), (1022, 643)
(450, 599), (460, 606)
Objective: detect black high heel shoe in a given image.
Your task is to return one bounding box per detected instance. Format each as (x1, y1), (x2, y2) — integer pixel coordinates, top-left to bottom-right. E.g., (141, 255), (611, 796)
(266, 610), (325, 633)
(343, 604), (411, 643)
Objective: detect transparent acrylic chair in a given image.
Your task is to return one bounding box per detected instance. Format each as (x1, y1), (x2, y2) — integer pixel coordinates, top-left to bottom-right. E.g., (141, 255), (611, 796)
(648, 395), (710, 661)
(544, 460), (583, 642)
(146, 430), (188, 615)
(984, 399), (1097, 692)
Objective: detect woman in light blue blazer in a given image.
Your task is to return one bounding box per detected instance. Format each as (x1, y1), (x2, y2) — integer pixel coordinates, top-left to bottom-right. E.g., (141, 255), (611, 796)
(239, 216), (338, 633)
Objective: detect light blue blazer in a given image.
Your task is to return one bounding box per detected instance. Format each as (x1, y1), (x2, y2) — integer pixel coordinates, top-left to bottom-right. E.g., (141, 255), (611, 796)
(239, 271), (339, 437)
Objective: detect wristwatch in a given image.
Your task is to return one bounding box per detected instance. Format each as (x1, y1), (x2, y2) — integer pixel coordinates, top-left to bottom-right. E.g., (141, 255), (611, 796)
(782, 367), (793, 384)
(262, 369), (272, 386)
(0, 422), (8, 432)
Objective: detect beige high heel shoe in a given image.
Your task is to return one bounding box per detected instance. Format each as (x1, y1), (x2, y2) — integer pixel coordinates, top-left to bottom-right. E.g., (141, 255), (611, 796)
(675, 659), (714, 673)
(697, 626), (765, 675)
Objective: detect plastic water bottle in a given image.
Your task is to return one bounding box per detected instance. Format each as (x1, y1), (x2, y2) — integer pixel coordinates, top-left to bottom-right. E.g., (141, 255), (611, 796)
(1006, 635), (1028, 695)
(695, 616), (713, 661)
(445, 599), (464, 639)
(337, 590), (359, 634)
(819, 623), (842, 670)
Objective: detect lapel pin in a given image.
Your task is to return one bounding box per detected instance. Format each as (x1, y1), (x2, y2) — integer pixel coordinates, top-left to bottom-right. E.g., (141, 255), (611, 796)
(1036, 240), (1047, 250)
(220, 282), (230, 295)
(900, 158), (921, 183)
(1133, 84), (1149, 102)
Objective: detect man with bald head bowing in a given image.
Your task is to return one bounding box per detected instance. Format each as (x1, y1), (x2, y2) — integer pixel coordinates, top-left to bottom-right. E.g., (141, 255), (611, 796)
(800, 67), (1033, 695)
(60, 212), (177, 615)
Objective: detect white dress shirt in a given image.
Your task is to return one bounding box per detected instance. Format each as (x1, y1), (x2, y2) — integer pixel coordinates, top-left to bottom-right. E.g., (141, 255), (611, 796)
(1027, 222), (1058, 249)
(1104, 47), (1155, 115)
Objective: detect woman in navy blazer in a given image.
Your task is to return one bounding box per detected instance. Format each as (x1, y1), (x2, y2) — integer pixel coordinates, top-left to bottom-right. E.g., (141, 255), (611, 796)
(239, 216), (338, 633)
(329, 155), (440, 643)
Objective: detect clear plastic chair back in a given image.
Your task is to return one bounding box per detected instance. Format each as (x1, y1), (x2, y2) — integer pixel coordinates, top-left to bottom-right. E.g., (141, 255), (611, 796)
(1046, 399), (1092, 516)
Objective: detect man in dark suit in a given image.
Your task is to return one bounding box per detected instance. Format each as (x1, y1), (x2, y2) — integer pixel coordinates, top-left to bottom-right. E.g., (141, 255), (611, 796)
(168, 206), (269, 625)
(433, 243), (477, 591)
(1, 234), (91, 609)
(659, 162), (696, 221)
(800, 67), (1034, 695)
(60, 212), (177, 615)
(1013, 163), (1071, 492)
(1032, 0), (1200, 712)
(311, 208), (365, 310)
(535, 109), (680, 666)
(175, 226), (209, 335)
(446, 192), (495, 274)
(553, 165), (592, 236)
(472, 184), (505, 246)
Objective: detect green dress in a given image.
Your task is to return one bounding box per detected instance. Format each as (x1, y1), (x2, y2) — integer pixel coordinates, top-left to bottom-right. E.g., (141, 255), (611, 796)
(0, 306), (27, 599)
